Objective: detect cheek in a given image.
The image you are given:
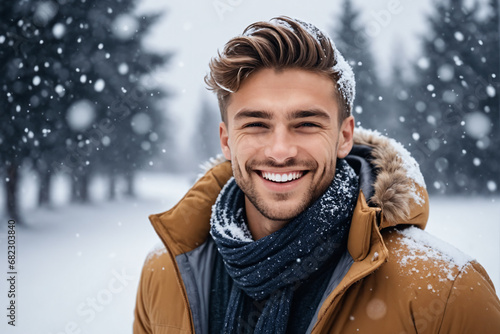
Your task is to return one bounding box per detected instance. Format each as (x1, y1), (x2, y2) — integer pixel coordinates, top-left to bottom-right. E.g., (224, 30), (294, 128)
(232, 135), (262, 159)
(303, 134), (338, 161)
(222, 145), (232, 161)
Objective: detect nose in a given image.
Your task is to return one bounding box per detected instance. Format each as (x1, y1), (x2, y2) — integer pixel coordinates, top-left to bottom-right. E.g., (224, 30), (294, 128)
(263, 125), (298, 164)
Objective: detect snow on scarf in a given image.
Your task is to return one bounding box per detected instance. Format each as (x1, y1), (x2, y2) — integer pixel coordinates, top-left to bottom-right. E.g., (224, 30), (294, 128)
(210, 159), (359, 334)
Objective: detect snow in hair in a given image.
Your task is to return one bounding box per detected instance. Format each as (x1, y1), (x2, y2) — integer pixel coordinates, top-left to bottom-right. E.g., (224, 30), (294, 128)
(256, 17), (356, 113)
(277, 17), (356, 112)
(206, 16), (356, 116)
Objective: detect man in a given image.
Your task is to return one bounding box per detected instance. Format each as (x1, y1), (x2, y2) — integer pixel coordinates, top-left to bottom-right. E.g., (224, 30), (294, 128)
(134, 17), (500, 333)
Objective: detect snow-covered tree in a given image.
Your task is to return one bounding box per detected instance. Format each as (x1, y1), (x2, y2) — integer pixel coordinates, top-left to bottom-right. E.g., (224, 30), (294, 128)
(192, 96), (222, 167)
(477, 0), (500, 193)
(385, 53), (416, 145)
(331, 0), (385, 131)
(0, 0), (171, 220)
(409, 0), (499, 194)
(0, 2), (45, 221)
(78, 4), (171, 200)
(46, 0), (171, 202)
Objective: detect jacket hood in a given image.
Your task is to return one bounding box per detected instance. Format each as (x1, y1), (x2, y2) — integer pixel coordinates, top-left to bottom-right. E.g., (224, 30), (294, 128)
(351, 127), (428, 230)
(149, 128), (429, 256)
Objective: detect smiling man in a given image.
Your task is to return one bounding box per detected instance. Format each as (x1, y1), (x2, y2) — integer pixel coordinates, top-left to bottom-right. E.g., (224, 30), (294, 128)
(134, 17), (500, 334)
(220, 68), (354, 239)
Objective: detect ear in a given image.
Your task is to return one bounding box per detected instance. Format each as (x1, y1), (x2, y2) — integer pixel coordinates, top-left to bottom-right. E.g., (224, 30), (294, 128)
(337, 116), (355, 158)
(219, 122), (232, 160)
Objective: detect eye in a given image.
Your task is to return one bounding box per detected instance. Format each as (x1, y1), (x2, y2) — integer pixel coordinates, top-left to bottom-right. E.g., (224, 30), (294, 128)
(297, 122), (320, 128)
(243, 122), (268, 128)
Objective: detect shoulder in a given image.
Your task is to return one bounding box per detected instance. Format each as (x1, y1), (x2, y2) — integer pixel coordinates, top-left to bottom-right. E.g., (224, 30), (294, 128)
(326, 226), (500, 333)
(138, 243), (177, 290)
(135, 243), (193, 332)
(380, 226), (489, 298)
(142, 243), (171, 272)
(136, 242), (184, 310)
(376, 226), (500, 332)
(383, 226), (472, 283)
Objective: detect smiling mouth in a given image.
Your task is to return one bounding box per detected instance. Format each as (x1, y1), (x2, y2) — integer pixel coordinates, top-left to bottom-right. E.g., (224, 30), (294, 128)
(259, 171), (306, 183)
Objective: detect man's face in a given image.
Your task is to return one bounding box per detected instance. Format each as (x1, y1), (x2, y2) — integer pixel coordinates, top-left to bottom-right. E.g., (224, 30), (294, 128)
(220, 68), (354, 225)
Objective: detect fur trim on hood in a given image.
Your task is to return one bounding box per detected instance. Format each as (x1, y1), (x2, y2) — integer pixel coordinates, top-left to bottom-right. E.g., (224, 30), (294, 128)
(199, 154), (227, 175)
(353, 127), (427, 226)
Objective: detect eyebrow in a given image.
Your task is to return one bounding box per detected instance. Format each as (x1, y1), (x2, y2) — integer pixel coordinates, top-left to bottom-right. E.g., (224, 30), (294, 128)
(234, 110), (273, 121)
(233, 108), (331, 122)
(288, 109), (331, 121)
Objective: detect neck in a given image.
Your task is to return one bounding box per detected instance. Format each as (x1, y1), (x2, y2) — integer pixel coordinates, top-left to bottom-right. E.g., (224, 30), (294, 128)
(244, 197), (289, 240)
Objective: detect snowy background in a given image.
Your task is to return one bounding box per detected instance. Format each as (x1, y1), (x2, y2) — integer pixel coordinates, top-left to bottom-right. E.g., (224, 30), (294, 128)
(1, 0), (499, 333)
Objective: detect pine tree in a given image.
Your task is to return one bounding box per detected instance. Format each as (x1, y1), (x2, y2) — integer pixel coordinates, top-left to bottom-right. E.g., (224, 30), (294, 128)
(0, 0), (171, 219)
(83, 5), (171, 199)
(192, 96), (222, 166)
(477, 0), (500, 194)
(45, 0), (171, 202)
(410, 0), (498, 194)
(386, 53), (415, 145)
(331, 0), (384, 131)
(0, 1), (46, 222)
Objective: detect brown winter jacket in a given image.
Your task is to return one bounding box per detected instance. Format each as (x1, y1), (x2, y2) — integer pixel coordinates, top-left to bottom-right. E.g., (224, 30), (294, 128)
(133, 128), (500, 333)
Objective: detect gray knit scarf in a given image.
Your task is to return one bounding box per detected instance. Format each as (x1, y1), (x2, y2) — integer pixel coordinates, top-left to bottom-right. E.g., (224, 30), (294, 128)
(210, 159), (359, 334)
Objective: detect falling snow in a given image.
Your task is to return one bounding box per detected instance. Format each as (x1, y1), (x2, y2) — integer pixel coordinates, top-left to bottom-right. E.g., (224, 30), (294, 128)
(454, 31), (464, 41)
(52, 23), (66, 39)
(464, 112), (492, 139)
(94, 79), (106, 92)
(66, 99), (96, 131)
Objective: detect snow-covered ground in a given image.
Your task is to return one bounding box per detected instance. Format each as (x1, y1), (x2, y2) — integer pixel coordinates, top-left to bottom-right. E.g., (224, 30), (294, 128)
(0, 172), (499, 334)
(0, 172), (192, 334)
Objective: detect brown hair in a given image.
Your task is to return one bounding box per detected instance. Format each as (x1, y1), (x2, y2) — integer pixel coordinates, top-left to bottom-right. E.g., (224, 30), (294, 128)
(205, 16), (354, 123)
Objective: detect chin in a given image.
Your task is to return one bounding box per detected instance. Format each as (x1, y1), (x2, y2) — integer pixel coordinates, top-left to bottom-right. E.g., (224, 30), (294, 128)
(257, 200), (307, 222)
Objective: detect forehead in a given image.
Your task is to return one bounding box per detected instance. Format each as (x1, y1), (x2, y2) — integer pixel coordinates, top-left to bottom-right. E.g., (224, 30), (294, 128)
(226, 68), (339, 120)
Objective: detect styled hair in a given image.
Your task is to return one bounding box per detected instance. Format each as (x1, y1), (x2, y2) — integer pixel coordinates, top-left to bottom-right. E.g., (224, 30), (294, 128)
(204, 16), (355, 123)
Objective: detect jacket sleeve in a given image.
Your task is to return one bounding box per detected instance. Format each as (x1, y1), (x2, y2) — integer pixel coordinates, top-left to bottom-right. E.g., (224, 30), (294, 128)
(438, 261), (500, 333)
(133, 257), (153, 334)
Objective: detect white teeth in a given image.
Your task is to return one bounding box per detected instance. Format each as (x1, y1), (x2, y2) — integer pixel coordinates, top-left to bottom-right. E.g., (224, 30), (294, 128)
(262, 171), (303, 183)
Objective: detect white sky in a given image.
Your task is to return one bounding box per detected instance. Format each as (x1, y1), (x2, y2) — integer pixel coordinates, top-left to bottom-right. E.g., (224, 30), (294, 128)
(137, 0), (434, 150)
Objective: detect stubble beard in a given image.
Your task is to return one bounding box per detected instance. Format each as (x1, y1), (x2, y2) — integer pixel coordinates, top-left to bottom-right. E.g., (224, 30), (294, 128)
(231, 157), (336, 223)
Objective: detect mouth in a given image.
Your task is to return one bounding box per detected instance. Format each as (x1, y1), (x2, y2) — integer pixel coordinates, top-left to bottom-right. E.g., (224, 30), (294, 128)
(258, 170), (307, 183)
